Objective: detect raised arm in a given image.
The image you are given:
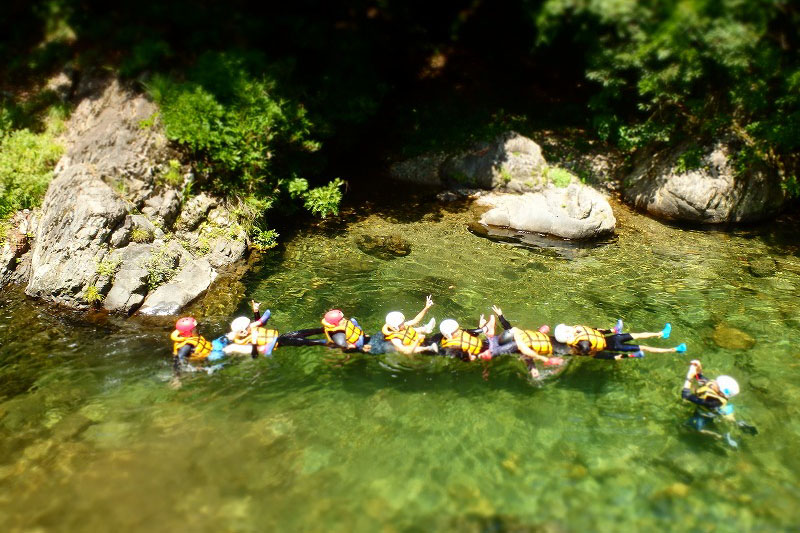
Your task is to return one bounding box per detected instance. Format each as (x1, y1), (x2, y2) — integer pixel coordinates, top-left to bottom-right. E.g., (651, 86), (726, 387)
(405, 295), (434, 327)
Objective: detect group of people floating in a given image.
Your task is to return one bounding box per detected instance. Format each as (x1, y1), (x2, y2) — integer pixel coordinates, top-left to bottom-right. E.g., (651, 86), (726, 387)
(169, 296), (757, 448)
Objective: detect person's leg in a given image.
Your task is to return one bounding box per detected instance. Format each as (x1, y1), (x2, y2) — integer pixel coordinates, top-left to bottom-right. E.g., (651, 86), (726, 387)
(277, 329), (328, 346)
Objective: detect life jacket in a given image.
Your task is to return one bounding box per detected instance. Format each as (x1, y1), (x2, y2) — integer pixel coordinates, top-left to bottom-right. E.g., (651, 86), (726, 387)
(569, 325), (607, 353)
(441, 329), (483, 356)
(382, 324), (423, 347)
(322, 317), (364, 345)
(171, 330), (212, 360)
(513, 329), (553, 356)
(695, 382), (729, 417)
(233, 327), (280, 347)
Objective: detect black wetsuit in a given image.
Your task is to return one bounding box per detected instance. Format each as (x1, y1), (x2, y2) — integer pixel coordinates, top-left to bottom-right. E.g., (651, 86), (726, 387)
(488, 314), (571, 357)
(428, 329), (487, 361)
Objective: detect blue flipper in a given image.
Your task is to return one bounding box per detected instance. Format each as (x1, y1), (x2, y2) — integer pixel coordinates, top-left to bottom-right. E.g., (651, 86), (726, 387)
(662, 323), (672, 339)
(614, 319), (623, 334)
(675, 343), (687, 353)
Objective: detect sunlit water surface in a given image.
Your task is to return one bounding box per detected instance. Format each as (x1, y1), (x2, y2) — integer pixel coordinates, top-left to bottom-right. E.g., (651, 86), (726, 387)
(1, 198), (799, 532)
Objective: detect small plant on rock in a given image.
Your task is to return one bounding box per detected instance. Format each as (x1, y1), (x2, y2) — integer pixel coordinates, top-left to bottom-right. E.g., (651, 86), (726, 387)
(131, 226), (154, 243)
(85, 285), (103, 305)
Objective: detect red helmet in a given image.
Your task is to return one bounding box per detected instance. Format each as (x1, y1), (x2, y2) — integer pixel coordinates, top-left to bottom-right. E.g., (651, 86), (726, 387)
(323, 309), (344, 326)
(175, 317), (197, 335)
(538, 325), (551, 334)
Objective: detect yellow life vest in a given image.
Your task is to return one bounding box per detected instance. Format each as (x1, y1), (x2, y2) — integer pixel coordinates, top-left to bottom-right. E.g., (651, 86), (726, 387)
(382, 324), (423, 347)
(171, 330), (212, 360)
(570, 325), (607, 353)
(441, 329), (483, 356)
(696, 382), (729, 416)
(233, 327), (280, 347)
(322, 318), (363, 345)
(513, 329), (553, 356)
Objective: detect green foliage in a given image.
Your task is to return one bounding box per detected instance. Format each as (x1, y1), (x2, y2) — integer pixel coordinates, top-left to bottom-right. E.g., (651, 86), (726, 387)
(781, 175), (800, 199)
(499, 167), (513, 185)
(304, 179), (343, 218)
(95, 256), (121, 278)
(157, 159), (183, 187)
(143, 247), (179, 290)
(287, 177), (309, 199)
(675, 145), (705, 174)
(544, 167), (575, 188)
(535, 0), (800, 185)
(84, 285), (102, 305)
(251, 227), (279, 251)
(130, 226), (154, 243)
(0, 128), (63, 219)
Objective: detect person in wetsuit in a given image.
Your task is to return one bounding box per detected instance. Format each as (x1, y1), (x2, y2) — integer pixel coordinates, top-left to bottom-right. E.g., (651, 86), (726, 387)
(224, 300), (328, 357)
(682, 359), (756, 448)
(382, 295), (439, 355)
(427, 318), (487, 361)
(321, 309), (369, 352)
(553, 322), (686, 359)
(477, 305), (567, 378)
(170, 316), (219, 383)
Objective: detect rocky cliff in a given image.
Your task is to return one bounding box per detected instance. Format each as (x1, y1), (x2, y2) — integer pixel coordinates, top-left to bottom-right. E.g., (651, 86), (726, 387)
(0, 76), (248, 315)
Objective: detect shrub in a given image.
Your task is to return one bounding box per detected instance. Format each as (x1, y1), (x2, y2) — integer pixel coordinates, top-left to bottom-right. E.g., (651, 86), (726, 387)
(96, 256), (121, 278)
(143, 247), (179, 290)
(0, 129), (63, 219)
(304, 179), (343, 218)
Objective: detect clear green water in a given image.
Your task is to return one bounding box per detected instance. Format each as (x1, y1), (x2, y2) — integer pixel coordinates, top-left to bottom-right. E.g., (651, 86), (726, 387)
(1, 197), (800, 532)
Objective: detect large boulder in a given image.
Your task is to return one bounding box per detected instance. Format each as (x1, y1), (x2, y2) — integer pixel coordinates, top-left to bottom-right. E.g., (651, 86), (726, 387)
(476, 184), (616, 240)
(4, 76), (249, 315)
(441, 131), (548, 192)
(390, 131), (549, 192)
(623, 140), (787, 223)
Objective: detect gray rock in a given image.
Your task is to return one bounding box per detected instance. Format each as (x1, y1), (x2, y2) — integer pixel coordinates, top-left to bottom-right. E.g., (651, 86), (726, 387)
(138, 258), (218, 315)
(441, 131), (548, 192)
(623, 140), (787, 223)
(103, 243), (154, 313)
(141, 188), (181, 228)
(130, 214), (164, 240)
(207, 236), (248, 269)
(25, 165), (128, 306)
(389, 152), (448, 187)
(175, 193), (218, 232)
(108, 215), (133, 248)
(476, 184), (616, 240)
(0, 210), (35, 285)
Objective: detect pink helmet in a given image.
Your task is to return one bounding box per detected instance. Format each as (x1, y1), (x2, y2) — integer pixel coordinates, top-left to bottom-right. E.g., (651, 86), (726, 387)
(175, 317), (197, 335)
(323, 309), (344, 326)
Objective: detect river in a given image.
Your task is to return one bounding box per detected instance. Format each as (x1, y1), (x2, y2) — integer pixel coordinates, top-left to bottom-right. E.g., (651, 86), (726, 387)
(1, 196), (799, 531)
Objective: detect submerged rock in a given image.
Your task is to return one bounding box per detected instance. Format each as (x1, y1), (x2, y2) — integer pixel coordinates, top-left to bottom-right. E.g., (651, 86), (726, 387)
(476, 185), (616, 240)
(623, 139), (787, 223)
(748, 256), (777, 278)
(355, 234), (412, 260)
(712, 324), (756, 350)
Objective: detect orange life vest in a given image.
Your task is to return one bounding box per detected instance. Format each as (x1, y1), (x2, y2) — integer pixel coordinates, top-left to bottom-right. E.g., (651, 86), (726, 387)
(569, 325), (607, 353)
(382, 324), (423, 347)
(513, 329), (553, 356)
(171, 330), (212, 360)
(322, 318), (363, 345)
(441, 329), (483, 356)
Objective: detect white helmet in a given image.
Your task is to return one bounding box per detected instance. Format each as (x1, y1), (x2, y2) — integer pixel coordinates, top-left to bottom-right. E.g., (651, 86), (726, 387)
(554, 324), (576, 344)
(385, 311), (405, 329)
(716, 375), (740, 398)
(440, 319), (459, 337)
(230, 316), (250, 335)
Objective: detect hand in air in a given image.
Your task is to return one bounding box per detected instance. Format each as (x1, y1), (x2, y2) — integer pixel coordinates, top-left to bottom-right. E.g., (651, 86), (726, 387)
(425, 295), (434, 309)
(491, 305), (502, 316)
(251, 300), (260, 313)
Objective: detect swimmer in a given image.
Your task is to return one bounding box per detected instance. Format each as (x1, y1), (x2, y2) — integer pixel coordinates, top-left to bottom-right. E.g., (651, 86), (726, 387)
(477, 306), (566, 378)
(553, 322), (685, 359)
(428, 318), (487, 361)
(321, 309), (368, 351)
(682, 359), (757, 449)
(382, 295), (439, 355)
(225, 300), (327, 357)
(170, 317), (220, 385)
